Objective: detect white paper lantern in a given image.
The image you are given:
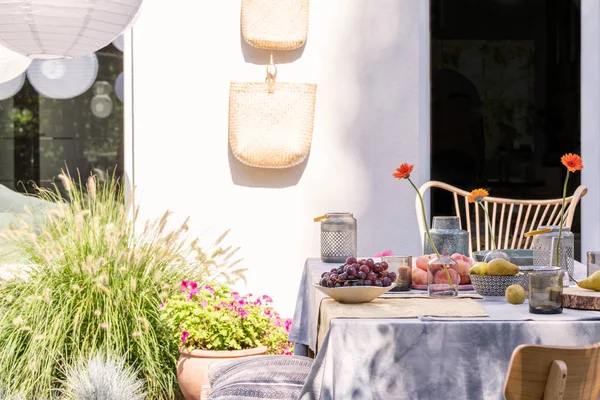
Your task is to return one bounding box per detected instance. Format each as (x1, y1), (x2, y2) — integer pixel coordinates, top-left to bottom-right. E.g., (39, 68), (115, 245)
(27, 54), (99, 99)
(115, 73), (124, 103)
(91, 94), (113, 118)
(0, 45), (31, 84)
(0, 73), (25, 100)
(113, 35), (125, 53)
(0, 0), (143, 59)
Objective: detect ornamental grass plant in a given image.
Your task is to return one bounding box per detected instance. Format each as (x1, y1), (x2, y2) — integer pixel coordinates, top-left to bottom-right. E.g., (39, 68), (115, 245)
(0, 171), (245, 399)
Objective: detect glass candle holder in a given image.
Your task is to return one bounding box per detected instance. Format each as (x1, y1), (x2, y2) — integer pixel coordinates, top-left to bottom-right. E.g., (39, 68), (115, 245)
(529, 268), (563, 314)
(383, 256), (412, 291)
(587, 251), (600, 277)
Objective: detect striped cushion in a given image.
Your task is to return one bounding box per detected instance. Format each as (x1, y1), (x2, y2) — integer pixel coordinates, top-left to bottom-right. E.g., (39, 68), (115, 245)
(208, 355), (313, 400)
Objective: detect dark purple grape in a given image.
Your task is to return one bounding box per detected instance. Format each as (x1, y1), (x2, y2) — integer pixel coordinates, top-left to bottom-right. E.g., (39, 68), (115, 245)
(326, 280), (334, 288)
(338, 273), (348, 282)
(373, 265), (383, 274)
(367, 272), (377, 282)
(357, 271), (366, 280)
(350, 281), (358, 287)
(381, 261), (389, 271)
(358, 259), (367, 265)
(331, 268), (338, 273)
(359, 265), (370, 274)
(388, 272), (397, 282)
(321, 272), (329, 278)
(329, 274), (338, 282)
(346, 257), (358, 265)
(355, 280), (364, 286)
(343, 281), (351, 287)
(347, 275), (357, 281)
(334, 282), (342, 287)
(346, 266), (357, 276)
(336, 268), (343, 275)
(382, 277), (392, 287)
(366, 258), (375, 268)
(380, 271), (388, 278)
(320, 278), (328, 287)
(364, 280), (373, 286)
(375, 280), (383, 287)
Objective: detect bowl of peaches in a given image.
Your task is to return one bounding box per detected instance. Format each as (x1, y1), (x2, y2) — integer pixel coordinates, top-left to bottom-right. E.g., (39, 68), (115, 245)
(412, 253), (475, 290)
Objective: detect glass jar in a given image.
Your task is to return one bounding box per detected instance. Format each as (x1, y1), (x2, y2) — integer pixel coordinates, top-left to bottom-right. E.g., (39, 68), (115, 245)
(532, 225), (574, 286)
(529, 268), (563, 314)
(427, 254), (459, 297)
(383, 255), (412, 291)
(319, 213), (357, 263)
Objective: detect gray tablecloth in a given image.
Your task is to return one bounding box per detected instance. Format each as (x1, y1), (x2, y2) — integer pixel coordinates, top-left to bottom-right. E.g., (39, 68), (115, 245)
(291, 258), (600, 399)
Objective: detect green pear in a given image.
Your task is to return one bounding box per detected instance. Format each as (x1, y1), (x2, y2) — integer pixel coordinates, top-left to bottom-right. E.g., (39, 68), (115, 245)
(487, 258), (519, 276)
(577, 271), (600, 291)
(469, 262), (488, 276)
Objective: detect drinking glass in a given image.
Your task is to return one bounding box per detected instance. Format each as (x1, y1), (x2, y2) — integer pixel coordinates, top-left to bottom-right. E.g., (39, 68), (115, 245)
(383, 256), (412, 291)
(528, 269), (563, 314)
(587, 251), (600, 277)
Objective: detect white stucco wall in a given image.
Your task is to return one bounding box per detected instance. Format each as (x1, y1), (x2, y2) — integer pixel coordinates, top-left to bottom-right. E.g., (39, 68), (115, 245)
(131, 0), (428, 317)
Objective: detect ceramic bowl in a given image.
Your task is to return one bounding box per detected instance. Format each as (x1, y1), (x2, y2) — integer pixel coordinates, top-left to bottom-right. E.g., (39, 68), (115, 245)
(313, 283), (396, 304)
(472, 249), (533, 266)
(469, 274), (525, 297)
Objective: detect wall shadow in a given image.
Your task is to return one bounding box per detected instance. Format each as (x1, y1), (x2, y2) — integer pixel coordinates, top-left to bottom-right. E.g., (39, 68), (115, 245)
(240, 33), (306, 65)
(228, 145), (308, 188)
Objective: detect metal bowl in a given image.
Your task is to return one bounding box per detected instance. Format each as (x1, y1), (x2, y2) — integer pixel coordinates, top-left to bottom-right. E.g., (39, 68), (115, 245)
(469, 274), (525, 297)
(472, 249), (533, 266)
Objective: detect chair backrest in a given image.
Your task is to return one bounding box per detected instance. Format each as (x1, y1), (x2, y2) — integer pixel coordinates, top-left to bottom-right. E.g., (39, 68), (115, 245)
(504, 343), (600, 400)
(415, 181), (587, 255)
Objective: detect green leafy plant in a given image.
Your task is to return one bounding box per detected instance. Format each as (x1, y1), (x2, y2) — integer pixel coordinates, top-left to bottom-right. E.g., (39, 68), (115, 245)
(162, 281), (292, 354)
(0, 171), (245, 399)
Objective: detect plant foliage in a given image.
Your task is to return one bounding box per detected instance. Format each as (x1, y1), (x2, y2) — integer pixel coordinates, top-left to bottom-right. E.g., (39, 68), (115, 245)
(0, 171), (245, 399)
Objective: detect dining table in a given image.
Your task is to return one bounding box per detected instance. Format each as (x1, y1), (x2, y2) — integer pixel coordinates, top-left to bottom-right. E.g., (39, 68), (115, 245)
(289, 258), (600, 400)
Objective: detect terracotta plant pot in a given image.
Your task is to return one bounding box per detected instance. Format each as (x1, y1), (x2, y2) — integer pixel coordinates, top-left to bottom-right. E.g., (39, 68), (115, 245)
(177, 346), (268, 400)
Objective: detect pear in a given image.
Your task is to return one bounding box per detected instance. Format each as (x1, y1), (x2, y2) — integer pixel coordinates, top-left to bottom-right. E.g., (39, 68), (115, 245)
(505, 284), (526, 304)
(469, 262), (488, 276)
(487, 258), (519, 276)
(577, 271), (600, 291)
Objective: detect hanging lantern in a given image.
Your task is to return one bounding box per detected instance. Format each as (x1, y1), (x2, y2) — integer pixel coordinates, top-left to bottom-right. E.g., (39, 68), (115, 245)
(27, 54), (99, 99)
(91, 81), (113, 118)
(112, 7), (142, 53)
(0, 45), (31, 84)
(0, 0), (143, 59)
(0, 73), (25, 100)
(115, 73), (124, 103)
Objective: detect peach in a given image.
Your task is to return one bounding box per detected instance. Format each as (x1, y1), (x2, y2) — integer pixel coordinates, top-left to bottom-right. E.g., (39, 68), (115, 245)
(451, 253), (475, 277)
(412, 266), (429, 285)
(415, 254), (436, 271)
(433, 269), (460, 285)
(460, 274), (471, 285)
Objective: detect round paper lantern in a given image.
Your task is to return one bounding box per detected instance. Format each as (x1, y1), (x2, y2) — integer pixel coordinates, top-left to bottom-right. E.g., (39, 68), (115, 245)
(91, 94), (113, 118)
(0, 45), (31, 84)
(0, 73), (25, 100)
(27, 53), (99, 99)
(0, 0), (143, 59)
(113, 35), (125, 53)
(115, 73), (124, 102)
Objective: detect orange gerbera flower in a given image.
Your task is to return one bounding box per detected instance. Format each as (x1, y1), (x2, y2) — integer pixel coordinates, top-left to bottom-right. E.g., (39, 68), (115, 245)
(393, 163), (414, 180)
(467, 188), (489, 203)
(561, 153), (583, 173)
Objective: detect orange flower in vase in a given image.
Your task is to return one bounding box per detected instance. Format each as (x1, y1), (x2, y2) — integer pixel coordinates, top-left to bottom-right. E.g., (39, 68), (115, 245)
(467, 188), (509, 262)
(558, 153), (583, 284)
(393, 163), (459, 296)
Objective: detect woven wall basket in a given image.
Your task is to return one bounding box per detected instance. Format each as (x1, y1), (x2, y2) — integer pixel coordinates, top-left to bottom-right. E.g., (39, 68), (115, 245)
(229, 81), (317, 168)
(241, 0), (309, 51)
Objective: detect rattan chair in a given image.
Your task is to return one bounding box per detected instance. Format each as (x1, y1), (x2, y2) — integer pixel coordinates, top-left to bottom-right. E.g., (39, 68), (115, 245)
(415, 181), (587, 255)
(504, 343), (600, 400)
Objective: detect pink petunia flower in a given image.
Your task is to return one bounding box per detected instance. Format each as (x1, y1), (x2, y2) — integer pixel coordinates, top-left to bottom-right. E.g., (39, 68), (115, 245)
(188, 287), (199, 299)
(190, 281), (198, 290)
(374, 250), (394, 257)
(181, 331), (190, 343)
(254, 298), (262, 306)
(203, 285), (215, 294)
(261, 295), (273, 303)
(231, 292), (240, 300)
(159, 302), (166, 309)
(180, 280), (189, 293)
(200, 300), (208, 307)
(238, 309), (248, 319)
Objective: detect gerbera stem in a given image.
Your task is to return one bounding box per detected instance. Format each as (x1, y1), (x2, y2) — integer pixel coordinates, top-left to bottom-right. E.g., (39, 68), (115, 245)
(478, 202), (496, 251)
(556, 171), (577, 283)
(408, 178), (455, 290)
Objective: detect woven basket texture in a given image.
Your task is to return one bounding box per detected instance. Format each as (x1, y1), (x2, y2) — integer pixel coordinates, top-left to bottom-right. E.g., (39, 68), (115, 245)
(241, 0), (309, 50)
(229, 81), (317, 168)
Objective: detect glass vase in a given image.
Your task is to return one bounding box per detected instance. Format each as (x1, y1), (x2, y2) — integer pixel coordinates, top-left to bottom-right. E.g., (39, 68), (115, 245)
(427, 255), (459, 297)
